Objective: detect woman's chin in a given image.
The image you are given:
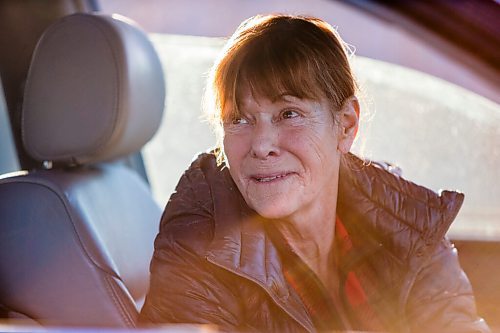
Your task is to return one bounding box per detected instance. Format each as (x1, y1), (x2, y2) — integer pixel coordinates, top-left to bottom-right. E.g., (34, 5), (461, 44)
(250, 201), (293, 220)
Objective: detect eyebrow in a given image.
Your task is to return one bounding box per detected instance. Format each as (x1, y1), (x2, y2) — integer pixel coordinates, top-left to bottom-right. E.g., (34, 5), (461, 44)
(272, 93), (301, 103)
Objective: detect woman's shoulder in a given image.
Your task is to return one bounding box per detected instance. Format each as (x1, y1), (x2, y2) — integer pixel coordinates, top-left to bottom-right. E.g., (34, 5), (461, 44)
(340, 153), (463, 231)
(168, 151), (223, 211)
(338, 153), (464, 261)
(180, 151), (219, 186)
(154, 151), (237, 255)
(180, 151), (231, 192)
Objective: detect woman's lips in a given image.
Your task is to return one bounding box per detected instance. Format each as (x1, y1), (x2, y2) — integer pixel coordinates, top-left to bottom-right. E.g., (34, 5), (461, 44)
(250, 172), (295, 183)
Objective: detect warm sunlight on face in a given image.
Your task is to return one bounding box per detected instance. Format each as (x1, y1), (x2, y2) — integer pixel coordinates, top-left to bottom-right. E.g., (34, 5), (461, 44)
(223, 88), (346, 223)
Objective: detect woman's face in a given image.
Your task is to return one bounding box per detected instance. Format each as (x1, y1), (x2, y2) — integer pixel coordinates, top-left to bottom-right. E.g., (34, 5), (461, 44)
(223, 87), (355, 223)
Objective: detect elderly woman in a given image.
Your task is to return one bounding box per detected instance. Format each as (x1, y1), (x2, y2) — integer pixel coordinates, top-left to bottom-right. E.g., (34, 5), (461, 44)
(139, 15), (489, 332)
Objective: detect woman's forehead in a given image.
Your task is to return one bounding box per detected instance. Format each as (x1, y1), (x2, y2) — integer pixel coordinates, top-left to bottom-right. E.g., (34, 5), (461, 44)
(235, 88), (328, 113)
(234, 60), (324, 99)
(221, 73), (330, 120)
(237, 84), (300, 103)
(236, 80), (318, 104)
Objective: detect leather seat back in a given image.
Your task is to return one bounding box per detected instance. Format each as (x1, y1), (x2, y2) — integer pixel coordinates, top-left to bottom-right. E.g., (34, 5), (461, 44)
(0, 13), (165, 327)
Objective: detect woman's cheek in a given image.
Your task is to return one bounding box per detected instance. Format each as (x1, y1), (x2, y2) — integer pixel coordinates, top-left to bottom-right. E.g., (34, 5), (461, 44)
(224, 133), (249, 166)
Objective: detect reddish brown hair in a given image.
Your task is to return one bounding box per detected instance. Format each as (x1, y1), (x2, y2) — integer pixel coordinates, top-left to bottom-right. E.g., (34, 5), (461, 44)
(205, 14), (357, 162)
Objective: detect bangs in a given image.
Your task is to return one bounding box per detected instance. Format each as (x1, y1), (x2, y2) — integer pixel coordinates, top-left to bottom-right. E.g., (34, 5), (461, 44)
(220, 37), (328, 122)
(207, 14), (357, 165)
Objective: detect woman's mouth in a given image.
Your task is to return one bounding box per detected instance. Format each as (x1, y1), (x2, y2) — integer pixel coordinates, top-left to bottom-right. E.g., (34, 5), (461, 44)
(251, 172), (295, 183)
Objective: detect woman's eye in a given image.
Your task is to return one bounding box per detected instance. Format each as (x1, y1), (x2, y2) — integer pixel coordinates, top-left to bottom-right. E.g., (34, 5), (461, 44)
(281, 110), (300, 119)
(231, 117), (249, 125)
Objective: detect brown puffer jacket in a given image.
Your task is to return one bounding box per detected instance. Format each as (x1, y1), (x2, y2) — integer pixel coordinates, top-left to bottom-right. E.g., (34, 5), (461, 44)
(139, 152), (490, 333)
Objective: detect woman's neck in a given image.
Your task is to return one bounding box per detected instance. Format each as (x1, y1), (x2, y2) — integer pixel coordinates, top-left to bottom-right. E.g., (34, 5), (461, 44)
(275, 204), (338, 286)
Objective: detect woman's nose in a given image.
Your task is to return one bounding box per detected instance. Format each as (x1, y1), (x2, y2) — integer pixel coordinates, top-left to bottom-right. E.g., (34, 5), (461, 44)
(250, 122), (280, 159)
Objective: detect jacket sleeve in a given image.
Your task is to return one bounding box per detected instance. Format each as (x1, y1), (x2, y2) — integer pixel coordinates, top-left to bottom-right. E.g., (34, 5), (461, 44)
(138, 166), (243, 330)
(405, 238), (490, 333)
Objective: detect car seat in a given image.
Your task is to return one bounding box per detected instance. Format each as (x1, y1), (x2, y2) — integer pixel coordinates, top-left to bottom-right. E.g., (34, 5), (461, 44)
(0, 13), (165, 327)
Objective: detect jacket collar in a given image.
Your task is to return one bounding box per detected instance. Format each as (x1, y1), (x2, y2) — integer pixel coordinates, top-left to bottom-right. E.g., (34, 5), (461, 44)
(205, 167), (315, 331)
(203, 162), (315, 332)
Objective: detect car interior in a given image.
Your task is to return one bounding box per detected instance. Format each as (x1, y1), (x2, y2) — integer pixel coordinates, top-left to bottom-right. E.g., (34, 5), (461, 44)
(0, 0), (498, 331)
(0, 9), (164, 328)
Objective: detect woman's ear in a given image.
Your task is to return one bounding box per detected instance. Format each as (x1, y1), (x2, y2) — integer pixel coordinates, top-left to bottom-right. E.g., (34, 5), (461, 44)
(337, 97), (360, 154)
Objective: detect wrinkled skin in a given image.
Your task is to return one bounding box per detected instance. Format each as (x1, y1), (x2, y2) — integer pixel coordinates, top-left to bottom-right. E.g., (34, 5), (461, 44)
(223, 89), (357, 228)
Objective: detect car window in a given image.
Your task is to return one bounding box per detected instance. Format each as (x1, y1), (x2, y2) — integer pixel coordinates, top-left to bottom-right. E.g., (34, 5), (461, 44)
(142, 33), (500, 241)
(0, 80), (19, 174)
